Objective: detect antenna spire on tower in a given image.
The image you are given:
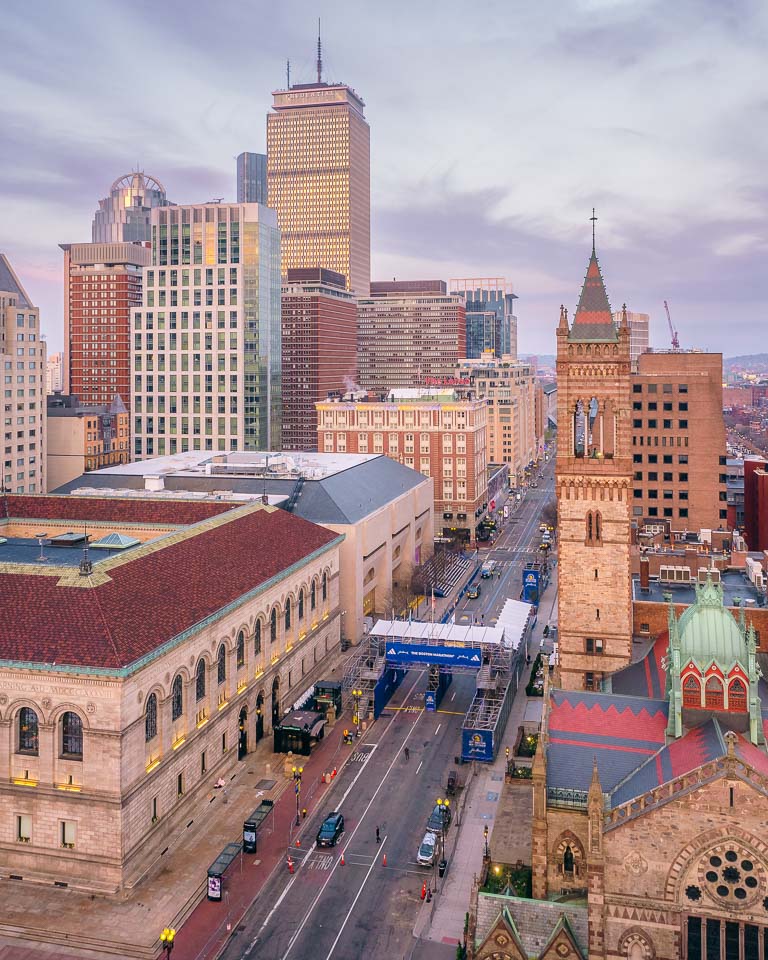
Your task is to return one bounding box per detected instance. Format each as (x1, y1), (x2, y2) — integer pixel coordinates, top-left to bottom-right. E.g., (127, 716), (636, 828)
(287, 58), (291, 89)
(590, 208), (598, 254)
(316, 17), (323, 83)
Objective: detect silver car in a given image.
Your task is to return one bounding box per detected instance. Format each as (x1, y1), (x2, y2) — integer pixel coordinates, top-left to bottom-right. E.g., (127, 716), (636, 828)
(417, 830), (439, 866)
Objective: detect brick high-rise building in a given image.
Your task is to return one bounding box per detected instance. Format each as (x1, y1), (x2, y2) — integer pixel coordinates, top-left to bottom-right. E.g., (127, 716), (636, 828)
(0, 254), (46, 494)
(132, 202), (282, 459)
(317, 389), (488, 539)
(281, 268), (357, 452)
(556, 248), (633, 691)
(631, 351), (727, 533)
(358, 281), (466, 393)
(267, 70), (370, 296)
(60, 241), (151, 406)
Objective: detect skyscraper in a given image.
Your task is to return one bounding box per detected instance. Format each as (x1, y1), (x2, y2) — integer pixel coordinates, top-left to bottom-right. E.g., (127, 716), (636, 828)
(267, 50), (370, 295)
(612, 308), (649, 369)
(92, 172), (169, 243)
(132, 202), (281, 459)
(60, 241), (151, 405)
(236, 152), (268, 204)
(357, 281), (466, 392)
(450, 279), (518, 359)
(281, 268), (357, 452)
(0, 254), (46, 493)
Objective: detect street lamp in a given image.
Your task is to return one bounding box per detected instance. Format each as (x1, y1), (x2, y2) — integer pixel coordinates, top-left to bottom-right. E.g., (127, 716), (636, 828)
(292, 765), (304, 826)
(483, 824), (489, 860)
(160, 927), (176, 957)
(435, 797), (450, 885)
(352, 688), (362, 736)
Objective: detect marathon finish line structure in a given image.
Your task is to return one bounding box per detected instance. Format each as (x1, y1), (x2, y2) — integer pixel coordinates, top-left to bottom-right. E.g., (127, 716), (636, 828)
(344, 601), (533, 762)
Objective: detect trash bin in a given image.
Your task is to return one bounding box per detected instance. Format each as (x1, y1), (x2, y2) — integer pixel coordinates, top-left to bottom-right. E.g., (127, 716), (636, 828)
(438, 859), (447, 878)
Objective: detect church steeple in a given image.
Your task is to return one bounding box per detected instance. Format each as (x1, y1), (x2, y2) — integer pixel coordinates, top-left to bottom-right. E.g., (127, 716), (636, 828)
(569, 247), (617, 342)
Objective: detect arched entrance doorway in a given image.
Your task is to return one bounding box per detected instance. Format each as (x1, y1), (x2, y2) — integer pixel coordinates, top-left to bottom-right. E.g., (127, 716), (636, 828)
(255, 690), (265, 743)
(272, 676), (281, 730)
(238, 706), (248, 760)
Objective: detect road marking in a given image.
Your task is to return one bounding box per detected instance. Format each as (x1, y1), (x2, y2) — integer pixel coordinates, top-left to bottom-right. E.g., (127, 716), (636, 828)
(450, 692), (456, 701)
(308, 853), (335, 871)
(436, 709), (464, 716)
(415, 760), (423, 774)
(324, 836), (388, 960)
(434, 723), (441, 735)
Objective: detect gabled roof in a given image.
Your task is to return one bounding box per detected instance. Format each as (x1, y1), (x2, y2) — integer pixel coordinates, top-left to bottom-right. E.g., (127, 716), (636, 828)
(539, 912), (587, 960)
(475, 906), (527, 960)
(0, 254), (32, 308)
(568, 250), (617, 342)
(610, 633), (667, 699)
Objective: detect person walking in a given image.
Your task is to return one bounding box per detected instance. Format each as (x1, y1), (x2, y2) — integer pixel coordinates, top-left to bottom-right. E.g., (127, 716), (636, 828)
(376, 826), (381, 844)
(404, 746), (410, 761)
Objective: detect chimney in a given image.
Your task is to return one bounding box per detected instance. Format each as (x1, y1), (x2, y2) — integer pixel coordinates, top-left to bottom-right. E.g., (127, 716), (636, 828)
(640, 555), (650, 592)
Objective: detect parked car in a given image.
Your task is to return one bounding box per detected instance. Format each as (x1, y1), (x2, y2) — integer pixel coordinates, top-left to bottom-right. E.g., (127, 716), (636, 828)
(432, 586), (448, 598)
(467, 583), (482, 599)
(417, 830), (439, 866)
(426, 801), (452, 834)
(316, 812), (344, 847)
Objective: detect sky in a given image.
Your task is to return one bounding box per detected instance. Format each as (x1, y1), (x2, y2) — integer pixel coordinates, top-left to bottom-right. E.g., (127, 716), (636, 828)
(1, 0), (767, 358)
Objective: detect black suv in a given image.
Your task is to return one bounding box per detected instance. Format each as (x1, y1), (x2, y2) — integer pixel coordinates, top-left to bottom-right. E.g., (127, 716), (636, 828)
(426, 802), (452, 834)
(316, 812), (345, 847)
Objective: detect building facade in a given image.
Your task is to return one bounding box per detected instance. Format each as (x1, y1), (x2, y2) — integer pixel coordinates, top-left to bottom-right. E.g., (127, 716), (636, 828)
(0, 495), (342, 893)
(92, 172), (169, 244)
(451, 279), (518, 360)
(46, 394), (130, 491)
(267, 80), (370, 296)
(0, 255), (46, 494)
(358, 281), (467, 393)
(60, 241), (151, 405)
(281, 268), (357, 451)
(457, 353), (536, 487)
(317, 390), (488, 539)
(236, 152), (268, 204)
(613, 309), (649, 369)
(46, 352), (64, 395)
(132, 202), (282, 459)
(556, 249), (633, 691)
(632, 351), (727, 534)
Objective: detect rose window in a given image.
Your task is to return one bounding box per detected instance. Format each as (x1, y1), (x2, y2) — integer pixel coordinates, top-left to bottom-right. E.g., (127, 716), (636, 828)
(697, 844), (765, 908)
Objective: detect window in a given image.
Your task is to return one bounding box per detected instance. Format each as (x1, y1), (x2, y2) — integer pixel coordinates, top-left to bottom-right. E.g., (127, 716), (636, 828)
(298, 589), (305, 620)
(195, 659), (206, 701)
(648, 419), (657, 428)
(145, 693), (158, 742)
(679, 383), (688, 394)
(16, 814), (31, 843)
(679, 419), (688, 429)
(632, 384), (642, 394)
(585, 672), (596, 691)
(662, 419), (671, 429)
(663, 383), (672, 394)
(311, 581), (316, 610)
(705, 676), (724, 710)
(201, 750), (207, 775)
(177, 772), (184, 797)
(222, 732), (227, 753)
(61, 711), (83, 758)
(61, 820), (76, 849)
(151, 796), (158, 823)
(585, 637), (604, 654)
(729, 678), (747, 712)
(271, 608), (277, 643)
(254, 620), (262, 656)
(683, 674), (700, 708)
(236, 631), (245, 669)
(285, 598), (292, 631)
(322, 572), (328, 601)
(217, 643), (226, 684)
(18, 707), (39, 754)
(679, 472), (688, 482)
(171, 675), (183, 721)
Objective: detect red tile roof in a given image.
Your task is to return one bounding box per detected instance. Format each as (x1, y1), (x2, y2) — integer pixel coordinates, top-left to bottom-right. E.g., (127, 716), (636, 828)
(2, 494), (238, 526)
(0, 505), (339, 671)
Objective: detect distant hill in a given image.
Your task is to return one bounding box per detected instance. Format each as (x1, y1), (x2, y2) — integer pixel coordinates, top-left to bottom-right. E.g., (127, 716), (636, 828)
(725, 354), (768, 372)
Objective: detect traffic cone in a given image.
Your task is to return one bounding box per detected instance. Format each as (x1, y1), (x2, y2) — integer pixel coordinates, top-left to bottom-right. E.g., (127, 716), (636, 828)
(340, 850), (345, 866)
(287, 856), (294, 874)
(295, 838), (301, 848)
(382, 853), (387, 867)
(420, 881), (426, 900)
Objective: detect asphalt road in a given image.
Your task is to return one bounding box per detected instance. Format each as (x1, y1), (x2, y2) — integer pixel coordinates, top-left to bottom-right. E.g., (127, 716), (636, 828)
(221, 453), (556, 960)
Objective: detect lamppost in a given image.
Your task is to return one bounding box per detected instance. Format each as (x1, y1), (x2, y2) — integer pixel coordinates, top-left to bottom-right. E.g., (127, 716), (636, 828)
(483, 824), (489, 860)
(292, 765), (303, 826)
(352, 688), (362, 736)
(160, 927), (176, 957)
(435, 797), (450, 887)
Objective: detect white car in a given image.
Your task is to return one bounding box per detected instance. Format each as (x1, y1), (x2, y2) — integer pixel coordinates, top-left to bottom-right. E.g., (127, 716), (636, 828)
(417, 830), (439, 866)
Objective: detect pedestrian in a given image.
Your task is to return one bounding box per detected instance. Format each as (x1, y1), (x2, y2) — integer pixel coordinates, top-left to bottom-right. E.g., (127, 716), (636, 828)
(404, 746), (410, 761)
(376, 826), (381, 844)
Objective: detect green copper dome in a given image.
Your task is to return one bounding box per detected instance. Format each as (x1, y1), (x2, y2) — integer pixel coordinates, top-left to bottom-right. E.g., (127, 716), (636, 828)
(677, 579), (747, 667)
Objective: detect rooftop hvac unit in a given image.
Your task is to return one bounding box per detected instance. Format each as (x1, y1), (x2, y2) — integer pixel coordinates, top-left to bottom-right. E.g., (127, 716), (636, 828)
(660, 565), (691, 583)
(697, 567), (720, 583)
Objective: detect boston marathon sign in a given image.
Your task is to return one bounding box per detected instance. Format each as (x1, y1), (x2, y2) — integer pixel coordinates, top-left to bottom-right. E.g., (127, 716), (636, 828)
(385, 642), (482, 669)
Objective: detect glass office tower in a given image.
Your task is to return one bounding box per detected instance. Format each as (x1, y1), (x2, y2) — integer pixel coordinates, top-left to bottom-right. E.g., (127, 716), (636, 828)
(236, 152), (268, 204)
(450, 279), (518, 360)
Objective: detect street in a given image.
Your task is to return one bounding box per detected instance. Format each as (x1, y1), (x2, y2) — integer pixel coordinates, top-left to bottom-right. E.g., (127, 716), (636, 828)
(221, 453), (556, 960)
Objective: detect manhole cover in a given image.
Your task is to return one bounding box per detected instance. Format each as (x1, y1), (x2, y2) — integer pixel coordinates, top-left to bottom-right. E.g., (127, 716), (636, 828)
(255, 779), (276, 790)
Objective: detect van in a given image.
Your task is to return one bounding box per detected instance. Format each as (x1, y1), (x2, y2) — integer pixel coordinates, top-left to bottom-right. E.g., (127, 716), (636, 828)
(481, 561), (495, 579)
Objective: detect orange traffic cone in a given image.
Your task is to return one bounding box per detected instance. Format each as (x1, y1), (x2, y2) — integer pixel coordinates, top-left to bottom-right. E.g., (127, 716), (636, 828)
(295, 838), (301, 848)
(420, 881), (426, 900)
(382, 853), (387, 867)
(340, 850), (345, 866)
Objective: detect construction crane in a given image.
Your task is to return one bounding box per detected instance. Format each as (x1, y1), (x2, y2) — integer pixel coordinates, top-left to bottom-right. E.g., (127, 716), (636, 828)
(663, 300), (680, 350)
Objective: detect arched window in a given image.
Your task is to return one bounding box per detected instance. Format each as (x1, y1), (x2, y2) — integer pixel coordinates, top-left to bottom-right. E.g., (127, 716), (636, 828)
(563, 845), (575, 875)
(298, 589), (305, 620)
(236, 631), (245, 669)
(322, 572), (328, 601)
(586, 512), (593, 543)
(285, 598), (292, 631)
(217, 643), (227, 685)
(682, 674), (701, 709)
(195, 659), (206, 702)
(254, 620), (262, 655)
(705, 676), (724, 710)
(729, 678), (747, 712)
(171, 675), (183, 721)
(61, 711), (83, 759)
(145, 693), (158, 742)
(270, 608), (277, 643)
(311, 581), (317, 611)
(595, 512), (602, 542)
(18, 707), (39, 755)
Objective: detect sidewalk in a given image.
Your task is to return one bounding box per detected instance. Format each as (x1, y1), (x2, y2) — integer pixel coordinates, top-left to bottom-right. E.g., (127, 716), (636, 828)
(419, 566), (557, 948)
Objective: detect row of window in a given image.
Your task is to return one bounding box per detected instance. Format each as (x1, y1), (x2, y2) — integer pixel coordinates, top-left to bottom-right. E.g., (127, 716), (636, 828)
(14, 814), (76, 848)
(633, 418), (689, 430)
(632, 401), (688, 411)
(632, 382), (688, 394)
(16, 708), (82, 758)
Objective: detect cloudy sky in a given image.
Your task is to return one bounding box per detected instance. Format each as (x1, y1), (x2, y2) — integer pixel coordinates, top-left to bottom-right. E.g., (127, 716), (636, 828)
(1, 0), (766, 357)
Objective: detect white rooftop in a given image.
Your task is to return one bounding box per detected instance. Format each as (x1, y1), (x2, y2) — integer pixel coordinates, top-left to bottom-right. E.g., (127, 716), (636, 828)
(369, 619), (506, 646)
(495, 598), (535, 651)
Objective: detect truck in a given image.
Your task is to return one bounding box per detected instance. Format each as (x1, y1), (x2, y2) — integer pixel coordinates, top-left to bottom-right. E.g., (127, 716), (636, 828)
(481, 560), (496, 579)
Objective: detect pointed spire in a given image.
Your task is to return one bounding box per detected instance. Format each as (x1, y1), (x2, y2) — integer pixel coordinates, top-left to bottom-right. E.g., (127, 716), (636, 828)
(316, 17), (323, 84)
(558, 304), (568, 332)
(620, 303), (629, 329)
(588, 756), (602, 799)
(568, 230), (617, 342)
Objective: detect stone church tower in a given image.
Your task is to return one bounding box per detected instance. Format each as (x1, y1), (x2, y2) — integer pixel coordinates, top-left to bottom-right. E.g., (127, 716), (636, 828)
(555, 244), (633, 690)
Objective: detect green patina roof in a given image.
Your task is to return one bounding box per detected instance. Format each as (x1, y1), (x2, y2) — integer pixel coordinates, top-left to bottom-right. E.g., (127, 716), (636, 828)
(677, 578), (747, 667)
